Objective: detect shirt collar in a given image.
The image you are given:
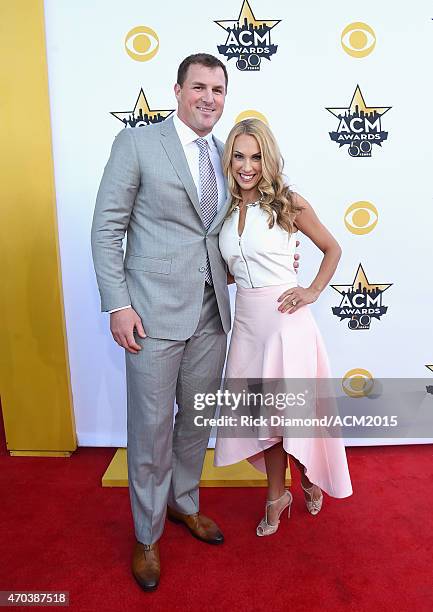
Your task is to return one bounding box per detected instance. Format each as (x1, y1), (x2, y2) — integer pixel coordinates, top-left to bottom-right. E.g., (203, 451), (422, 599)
(173, 113), (214, 148)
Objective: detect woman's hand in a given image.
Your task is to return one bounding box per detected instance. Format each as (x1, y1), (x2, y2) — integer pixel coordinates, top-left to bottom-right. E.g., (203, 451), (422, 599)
(277, 286), (320, 314)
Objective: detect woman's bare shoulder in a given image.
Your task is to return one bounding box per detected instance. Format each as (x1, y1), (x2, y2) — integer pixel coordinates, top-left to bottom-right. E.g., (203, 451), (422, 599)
(291, 192), (311, 211)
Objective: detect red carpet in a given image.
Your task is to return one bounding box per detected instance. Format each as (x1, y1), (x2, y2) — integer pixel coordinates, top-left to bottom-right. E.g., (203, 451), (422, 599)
(1, 413), (433, 611)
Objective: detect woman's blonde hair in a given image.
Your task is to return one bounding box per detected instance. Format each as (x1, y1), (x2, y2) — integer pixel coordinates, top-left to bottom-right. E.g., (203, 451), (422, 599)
(223, 119), (301, 233)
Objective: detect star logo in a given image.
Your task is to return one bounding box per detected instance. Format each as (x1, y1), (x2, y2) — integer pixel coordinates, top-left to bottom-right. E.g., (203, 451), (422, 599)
(214, 0), (281, 71)
(215, 0), (280, 32)
(111, 89), (175, 129)
(327, 85), (391, 120)
(332, 263), (392, 296)
(331, 264), (392, 330)
(326, 85), (392, 157)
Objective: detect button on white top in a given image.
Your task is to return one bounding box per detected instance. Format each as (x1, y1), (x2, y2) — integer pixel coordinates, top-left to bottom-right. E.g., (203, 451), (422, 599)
(219, 204), (298, 289)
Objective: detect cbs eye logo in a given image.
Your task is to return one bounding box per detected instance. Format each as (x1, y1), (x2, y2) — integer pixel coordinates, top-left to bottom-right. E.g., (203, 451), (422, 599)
(235, 110), (269, 125)
(342, 368), (374, 398)
(344, 201), (378, 235)
(341, 22), (376, 58)
(125, 26), (159, 62)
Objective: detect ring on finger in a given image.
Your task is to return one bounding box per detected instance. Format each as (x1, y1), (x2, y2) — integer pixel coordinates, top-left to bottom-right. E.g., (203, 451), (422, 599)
(291, 299), (297, 306)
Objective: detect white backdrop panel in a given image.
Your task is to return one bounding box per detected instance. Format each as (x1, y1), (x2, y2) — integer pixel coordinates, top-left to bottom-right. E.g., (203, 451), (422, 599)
(44, 0), (433, 446)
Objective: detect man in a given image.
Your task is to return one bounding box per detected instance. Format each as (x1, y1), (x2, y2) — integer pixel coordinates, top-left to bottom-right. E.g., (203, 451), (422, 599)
(92, 53), (299, 591)
(92, 54), (231, 592)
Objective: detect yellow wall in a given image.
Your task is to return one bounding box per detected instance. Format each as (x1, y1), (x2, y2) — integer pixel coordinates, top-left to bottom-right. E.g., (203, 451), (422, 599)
(0, 0), (76, 454)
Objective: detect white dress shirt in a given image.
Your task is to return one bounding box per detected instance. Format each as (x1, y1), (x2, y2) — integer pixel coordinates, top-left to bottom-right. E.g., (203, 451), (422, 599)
(219, 203), (298, 289)
(110, 115), (226, 313)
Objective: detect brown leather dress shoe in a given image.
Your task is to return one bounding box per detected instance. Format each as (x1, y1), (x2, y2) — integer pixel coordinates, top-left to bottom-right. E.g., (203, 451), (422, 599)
(167, 507), (224, 544)
(132, 541), (160, 591)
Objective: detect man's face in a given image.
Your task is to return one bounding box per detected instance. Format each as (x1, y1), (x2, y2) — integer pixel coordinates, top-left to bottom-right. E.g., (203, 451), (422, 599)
(174, 63), (226, 136)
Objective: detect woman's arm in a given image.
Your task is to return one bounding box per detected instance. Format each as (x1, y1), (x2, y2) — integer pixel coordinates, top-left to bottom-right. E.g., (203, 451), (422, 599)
(278, 193), (341, 314)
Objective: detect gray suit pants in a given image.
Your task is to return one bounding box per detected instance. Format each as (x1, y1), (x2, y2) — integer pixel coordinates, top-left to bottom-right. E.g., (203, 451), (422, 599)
(125, 285), (227, 545)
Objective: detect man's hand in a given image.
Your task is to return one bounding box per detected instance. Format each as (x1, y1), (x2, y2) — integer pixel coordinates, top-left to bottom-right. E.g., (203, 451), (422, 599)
(110, 308), (146, 354)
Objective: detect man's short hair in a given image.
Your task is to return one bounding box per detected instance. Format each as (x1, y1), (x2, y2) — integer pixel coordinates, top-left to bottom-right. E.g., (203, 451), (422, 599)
(177, 53), (228, 90)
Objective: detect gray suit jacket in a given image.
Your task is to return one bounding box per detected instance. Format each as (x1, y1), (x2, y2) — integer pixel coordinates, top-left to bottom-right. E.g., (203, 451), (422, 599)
(91, 117), (231, 340)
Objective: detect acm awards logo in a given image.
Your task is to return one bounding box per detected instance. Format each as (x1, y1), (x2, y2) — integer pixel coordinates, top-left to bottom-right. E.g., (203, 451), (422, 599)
(326, 86), (391, 157)
(214, 0), (281, 72)
(331, 264), (392, 330)
(111, 89), (174, 128)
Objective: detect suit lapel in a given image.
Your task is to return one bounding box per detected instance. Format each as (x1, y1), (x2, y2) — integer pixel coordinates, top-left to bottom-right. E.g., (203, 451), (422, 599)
(160, 117), (201, 218)
(209, 192), (231, 232)
(208, 136), (230, 232)
(214, 137), (225, 160)
(214, 136), (226, 192)
(160, 120), (230, 230)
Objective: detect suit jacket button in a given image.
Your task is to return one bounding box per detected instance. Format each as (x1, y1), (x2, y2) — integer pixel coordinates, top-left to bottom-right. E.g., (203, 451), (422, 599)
(199, 266), (205, 272)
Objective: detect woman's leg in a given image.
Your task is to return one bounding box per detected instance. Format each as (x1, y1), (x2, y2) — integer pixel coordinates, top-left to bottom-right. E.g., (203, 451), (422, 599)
(290, 454), (322, 501)
(263, 441), (289, 524)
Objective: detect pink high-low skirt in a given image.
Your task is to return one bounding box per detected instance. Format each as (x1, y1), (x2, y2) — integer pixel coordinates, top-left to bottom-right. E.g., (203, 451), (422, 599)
(214, 284), (353, 498)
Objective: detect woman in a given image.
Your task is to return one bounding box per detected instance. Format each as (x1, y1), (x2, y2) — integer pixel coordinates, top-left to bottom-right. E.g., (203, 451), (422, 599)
(214, 119), (352, 536)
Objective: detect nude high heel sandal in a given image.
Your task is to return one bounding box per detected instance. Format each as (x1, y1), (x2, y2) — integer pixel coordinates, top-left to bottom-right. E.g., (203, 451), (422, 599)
(301, 482), (323, 515)
(256, 490), (293, 537)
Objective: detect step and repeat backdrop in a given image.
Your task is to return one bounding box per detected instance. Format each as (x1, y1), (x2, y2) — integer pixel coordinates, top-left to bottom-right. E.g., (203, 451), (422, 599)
(44, 0), (433, 446)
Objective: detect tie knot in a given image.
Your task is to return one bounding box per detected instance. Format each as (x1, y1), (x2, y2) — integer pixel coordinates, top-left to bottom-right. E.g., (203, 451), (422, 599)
(195, 137), (208, 152)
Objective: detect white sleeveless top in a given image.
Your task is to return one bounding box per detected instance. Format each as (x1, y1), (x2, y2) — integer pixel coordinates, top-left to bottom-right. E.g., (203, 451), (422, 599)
(219, 202), (298, 289)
